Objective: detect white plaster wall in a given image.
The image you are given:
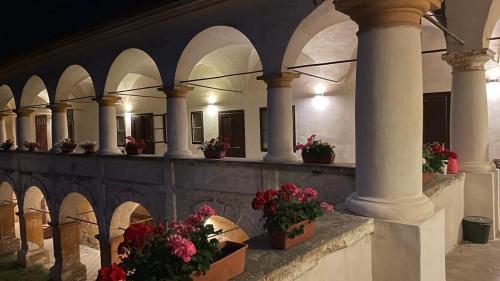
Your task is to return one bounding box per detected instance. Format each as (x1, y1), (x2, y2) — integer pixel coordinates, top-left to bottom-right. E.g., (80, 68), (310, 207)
(487, 81), (500, 160)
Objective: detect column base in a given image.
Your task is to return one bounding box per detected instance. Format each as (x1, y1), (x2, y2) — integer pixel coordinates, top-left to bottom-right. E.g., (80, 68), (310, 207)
(51, 262), (87, 281)
(165, 150), (193, 158)
(372, 209), (445, 281)
(459, 161), (496, 173)
(15, 147), (27, 152)
(345, 192), (435, 222)
(97, 147), (123, 155)
(17, 248), (50, 267)
(263, 152), (299, 163)
(49, 147), (62, 154)
(0, 236), (20, 254)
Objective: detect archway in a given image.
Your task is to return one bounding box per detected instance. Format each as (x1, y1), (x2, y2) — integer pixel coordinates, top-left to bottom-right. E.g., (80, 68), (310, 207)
(205, 215), (248, 243)
(56, 192), (100, 281)
(0, 181), (20, 254)
(22, 186), (53, 267)
(0, 85), (17, 145)
(104, 48), (164, 155)
(109, 201), (153, 264)
(176, 26), (264, 159)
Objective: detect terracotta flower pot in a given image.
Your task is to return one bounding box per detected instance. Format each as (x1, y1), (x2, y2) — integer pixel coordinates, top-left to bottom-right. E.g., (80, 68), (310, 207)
(204, 150), (226, 159)
(302, 153), (335, 164)
(190, 241), (248, 281)
(422, 172), (437, 184)
(126, 147), (143, 155)
(447, 158), (459, 174)
(268, 220), (315, 250)
(61, 147), (75, 154)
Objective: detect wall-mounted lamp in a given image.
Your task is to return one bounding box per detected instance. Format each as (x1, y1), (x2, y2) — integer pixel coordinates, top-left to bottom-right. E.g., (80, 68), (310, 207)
(207, 95), (217, 105)
(124, 103), (133, 113)
(314, 84), (326, 96)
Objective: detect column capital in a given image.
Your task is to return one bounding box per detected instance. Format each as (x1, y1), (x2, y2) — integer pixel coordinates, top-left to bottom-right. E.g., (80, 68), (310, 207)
(15, 108), (34, 117)
(442, 48), (495, 71)
(257, 72), (300, 88)
(0, 112), (11, 119)
(335, 0), (441, 31)
(47, 102), (71, 113)
(93, 96), (121, 106)
(161, 85), (194, 99)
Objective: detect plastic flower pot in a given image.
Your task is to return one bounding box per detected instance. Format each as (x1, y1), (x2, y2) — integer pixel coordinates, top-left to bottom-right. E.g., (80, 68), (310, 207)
(463, 216), (492, 244)
(190, 241), (248, 281)
(447, 158), (459, 174)
(268, 220), (315, 250)
(422, 172), (437, 184)
(302, 153), (335, 164)
(204, 150), (226, 159)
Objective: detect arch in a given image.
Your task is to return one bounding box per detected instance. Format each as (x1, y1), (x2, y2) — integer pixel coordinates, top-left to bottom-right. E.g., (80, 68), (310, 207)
(205, 215), (248, 243)
(484, 0), (500, 48)
(23, 186), (50, 215)
(20, 75), (49, 108)
(55, 65), (96, 101)
(109, 201), (153, 238)
(0, 181), (17, 203)
(0, 85), (16, 111)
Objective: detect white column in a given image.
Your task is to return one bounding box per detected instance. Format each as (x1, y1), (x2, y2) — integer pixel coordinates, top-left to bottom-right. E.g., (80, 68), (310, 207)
(443, 49), (495, 173)
(94, 96), (122, 155)
(15, 109), (34, 151)
(257, 72), (299, 163)
(164, 85), (193, 158)
(337, 0), (438, 222)
(48, 103), (70, 152)
(0, 114), (8, 144)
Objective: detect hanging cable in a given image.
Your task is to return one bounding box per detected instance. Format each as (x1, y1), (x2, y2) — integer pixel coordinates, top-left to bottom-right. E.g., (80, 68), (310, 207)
(292, 70), (339, 83)
(183, 82), (242, 94)
(423, 14), (465, 45)
(180, 70), (263, 83)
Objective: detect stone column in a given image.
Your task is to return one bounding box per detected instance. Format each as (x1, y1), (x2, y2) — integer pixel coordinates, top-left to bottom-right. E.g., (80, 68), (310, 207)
(48, 103), (71, 150)
(164, 85), (193, 158)
(0, 203), (20, 254)
(17, 211), (49, 267)
(257, 72), (300, 163)
(443, 49), (495, 173)
(0, 114), (8, 144)
(50, 221), (87, 281)
(15, 108), (34, 151)
(94, 96), (122, 155)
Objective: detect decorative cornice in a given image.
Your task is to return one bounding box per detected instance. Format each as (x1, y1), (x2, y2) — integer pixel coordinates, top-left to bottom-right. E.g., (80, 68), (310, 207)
(15, 108), (34, 117)
(47, 102), (71, 113)
(162, 85), (194, 99)
(93, 96), (122, 106)
(257, 72), (301, 88)
(442, 48), (495, 71)
(335, 0), (441, 31)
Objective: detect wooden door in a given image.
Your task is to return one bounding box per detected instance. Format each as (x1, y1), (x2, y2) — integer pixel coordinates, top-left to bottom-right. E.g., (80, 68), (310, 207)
(423, 92), (450, 146)
(35, 115), (48, 151)
(131, 114), (155, 154)
(218, 110), (246, 158)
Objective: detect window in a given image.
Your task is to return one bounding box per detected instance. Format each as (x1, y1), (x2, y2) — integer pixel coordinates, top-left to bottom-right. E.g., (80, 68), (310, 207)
(191, 111), (204, 144)
(117, 116), (126, 147)
(67, 109), (75, 142)
(259, 106), (296, 152)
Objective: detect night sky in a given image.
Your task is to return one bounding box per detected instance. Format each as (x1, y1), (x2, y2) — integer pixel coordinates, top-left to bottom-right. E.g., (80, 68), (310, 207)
(0, 0), (178, 63)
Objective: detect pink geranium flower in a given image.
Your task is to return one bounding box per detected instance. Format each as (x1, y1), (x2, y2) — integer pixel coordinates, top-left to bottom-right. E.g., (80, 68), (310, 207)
(167, 235), (197, 263)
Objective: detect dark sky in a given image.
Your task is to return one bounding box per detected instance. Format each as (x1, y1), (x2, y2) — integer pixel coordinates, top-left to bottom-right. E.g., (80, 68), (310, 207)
(0, 0), (178, 63)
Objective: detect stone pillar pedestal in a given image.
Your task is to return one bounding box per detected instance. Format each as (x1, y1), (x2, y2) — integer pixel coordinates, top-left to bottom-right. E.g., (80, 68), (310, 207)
(51, 221), (87, 281)
(257, 72), (300, 163)
(164, 85), (193, 158)
(17, 211), (49, 267)
(0, 203), (20, 254)
(0, 113), (9, 144)
(48, 103), (71, 152)
(94, 96), (122, 155)
(15, 109), (34, 151)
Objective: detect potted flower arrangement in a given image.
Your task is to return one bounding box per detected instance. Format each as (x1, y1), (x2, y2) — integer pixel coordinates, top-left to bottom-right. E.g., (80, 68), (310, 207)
(125, 136), (146, 156)
(79, 141), (96, 155)
(57, 139), (77, 154)
(251, 183), (334, 250)
(422, 143), (457, 182)
(23, 141), (39, 152)
(199, 137), (230, 159)
(0, 140), (14, 151)
(296, 134), (336, 164)
(97, 204), (248, 281)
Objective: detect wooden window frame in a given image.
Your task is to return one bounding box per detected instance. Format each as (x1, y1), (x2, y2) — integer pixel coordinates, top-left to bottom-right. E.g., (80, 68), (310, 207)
(191, 111), (204, 144)
(259, 106), (296, 152)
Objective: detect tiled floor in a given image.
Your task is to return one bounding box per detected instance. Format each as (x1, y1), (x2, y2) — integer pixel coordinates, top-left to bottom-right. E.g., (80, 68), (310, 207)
(447, 239), (500, 281)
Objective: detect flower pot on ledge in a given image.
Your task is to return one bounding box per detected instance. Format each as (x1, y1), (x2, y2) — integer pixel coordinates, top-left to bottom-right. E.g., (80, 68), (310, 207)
(268, 220), (315, 250)
(61, 147), (75, 154)
(190, 241), (248, 281)
(422, 172), (438, 184)
(204, 150), (226, 159)
(126, 147), (143, 156)
(302, 153), (335, 164)
(447, 158), (459, 174)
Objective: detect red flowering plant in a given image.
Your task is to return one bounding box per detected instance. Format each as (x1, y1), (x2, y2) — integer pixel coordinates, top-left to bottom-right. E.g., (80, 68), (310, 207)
(252, 183), (334, 239)
(125, 136), (146, 151)
(296, 134), (335, 156)
(199, 136), (230, 152)
(422, 142), (457, 173)
(111, 204), (222, 281)
(97, 264), (126, 281)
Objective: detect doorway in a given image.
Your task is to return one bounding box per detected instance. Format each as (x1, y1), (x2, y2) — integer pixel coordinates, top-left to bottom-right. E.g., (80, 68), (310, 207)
(131, 113), (155, 154)
(423, 92), (450, 146)
(218, 110), (245, 158)
(35, 115), (48, 151)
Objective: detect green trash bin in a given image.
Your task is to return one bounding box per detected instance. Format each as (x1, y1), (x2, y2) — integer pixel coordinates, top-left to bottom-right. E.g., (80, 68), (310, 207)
(463, 216), (492, 244)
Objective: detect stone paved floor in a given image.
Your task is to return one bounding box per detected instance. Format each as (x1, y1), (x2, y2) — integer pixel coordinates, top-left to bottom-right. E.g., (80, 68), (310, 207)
(447, 239), (500, 281)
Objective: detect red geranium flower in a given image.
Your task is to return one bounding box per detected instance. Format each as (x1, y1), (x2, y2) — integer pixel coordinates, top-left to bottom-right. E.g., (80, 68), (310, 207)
(281, 183), (301, 197)
(97, 264), (126, 281)
(123, 223), (153, 249)
(263, 189), (278, 201)
(264, 201), (277, 216)
(252, 197), (266, 210)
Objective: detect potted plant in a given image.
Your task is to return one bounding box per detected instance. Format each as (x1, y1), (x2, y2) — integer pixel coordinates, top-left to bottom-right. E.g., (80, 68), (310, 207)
(57, 139), (77, 154)
(0, 140), (14, 151)
(79, 141), (96, 155)
(446, 150), (459, 174)
(422, 143), (450, 183)
(98, 204), (248, 281)
(296, 134), (336, 164)
(125, 136), (146, 156)
(199, 137), (230, 159)
(23, 141), (39, 152)
(251, 183), (334, 250)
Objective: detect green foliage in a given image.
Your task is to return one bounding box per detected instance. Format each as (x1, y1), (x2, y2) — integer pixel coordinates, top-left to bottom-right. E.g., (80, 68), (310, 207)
(422, 143), (447, 173)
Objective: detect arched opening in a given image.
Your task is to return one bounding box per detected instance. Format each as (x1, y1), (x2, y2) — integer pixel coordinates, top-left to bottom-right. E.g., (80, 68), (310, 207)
(176, 26), (264, 159)
(109, 201), (153, 264)
(205, 215), (248, 243)
(22, 186), (53, 267)
(104, 48), (164, 155)
(0, 181), (20, 254)
(20, 76), (52, 151)
(0, 85), (17, 146)
(58, 192), (100, 281)
(55, 65), (98, 149)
